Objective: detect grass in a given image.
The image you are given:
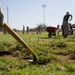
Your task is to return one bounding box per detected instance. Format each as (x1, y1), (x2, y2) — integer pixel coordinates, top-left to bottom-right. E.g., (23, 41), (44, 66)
(0, 31), (75, 75)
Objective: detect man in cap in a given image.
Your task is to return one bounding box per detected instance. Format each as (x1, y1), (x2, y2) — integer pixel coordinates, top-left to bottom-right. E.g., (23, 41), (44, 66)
(62, 12), (73, 38)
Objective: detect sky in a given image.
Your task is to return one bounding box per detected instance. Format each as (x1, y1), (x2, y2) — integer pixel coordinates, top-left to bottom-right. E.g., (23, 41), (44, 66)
(0, 0), (75, 30)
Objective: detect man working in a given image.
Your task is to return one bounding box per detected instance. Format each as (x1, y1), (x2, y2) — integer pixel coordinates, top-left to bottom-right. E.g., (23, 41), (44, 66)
(0, 8), (3, 25)
(62, 12), (73, 38)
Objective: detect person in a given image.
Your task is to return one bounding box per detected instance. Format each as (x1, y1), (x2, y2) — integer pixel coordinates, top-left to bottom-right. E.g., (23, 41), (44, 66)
(57, 24), (60, 34)
(61, 24), (64, 36)
(26, 26), (29, 33)
(23, 25), (25, 34)
(62, 12), (73, 38)
(0, 8), (3, 25)
(69, 23), (73, 35)
(0, 8), (7, 34)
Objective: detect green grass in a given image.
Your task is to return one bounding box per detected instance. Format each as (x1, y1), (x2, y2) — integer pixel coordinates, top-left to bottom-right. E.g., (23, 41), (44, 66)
(0, 32), (75, 75)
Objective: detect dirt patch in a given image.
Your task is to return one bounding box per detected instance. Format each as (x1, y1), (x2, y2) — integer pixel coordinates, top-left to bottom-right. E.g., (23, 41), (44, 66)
(0, 55), (18, 60)
(58, 55), (75, 63)
(59, 55), (68, 61)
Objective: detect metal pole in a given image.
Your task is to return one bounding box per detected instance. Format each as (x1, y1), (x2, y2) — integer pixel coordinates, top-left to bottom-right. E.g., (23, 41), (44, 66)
(42, 4), (46, 32)
(7, 6), (9, 25)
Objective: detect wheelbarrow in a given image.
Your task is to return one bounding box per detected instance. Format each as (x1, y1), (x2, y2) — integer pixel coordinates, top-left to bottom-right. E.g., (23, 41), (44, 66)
(46, 26), (58, 38)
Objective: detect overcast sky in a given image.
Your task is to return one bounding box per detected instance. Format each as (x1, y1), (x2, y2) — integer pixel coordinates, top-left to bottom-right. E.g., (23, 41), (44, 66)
(1, 0), (75, 30)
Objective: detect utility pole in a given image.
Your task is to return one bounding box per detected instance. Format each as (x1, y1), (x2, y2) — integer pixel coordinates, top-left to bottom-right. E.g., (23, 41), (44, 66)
(7, 6), (9, 25)
(42, 4), (46, 32)
(5, 5), (9, 34)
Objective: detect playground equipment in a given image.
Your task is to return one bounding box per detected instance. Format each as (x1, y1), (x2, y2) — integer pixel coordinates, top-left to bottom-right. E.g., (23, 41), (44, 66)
(0, 23), (37, 62)
(46, 26), (58, 38)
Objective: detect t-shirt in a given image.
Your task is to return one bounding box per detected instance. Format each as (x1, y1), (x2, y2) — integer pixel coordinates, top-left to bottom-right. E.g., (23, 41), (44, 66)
(63, 14), (70, 21)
